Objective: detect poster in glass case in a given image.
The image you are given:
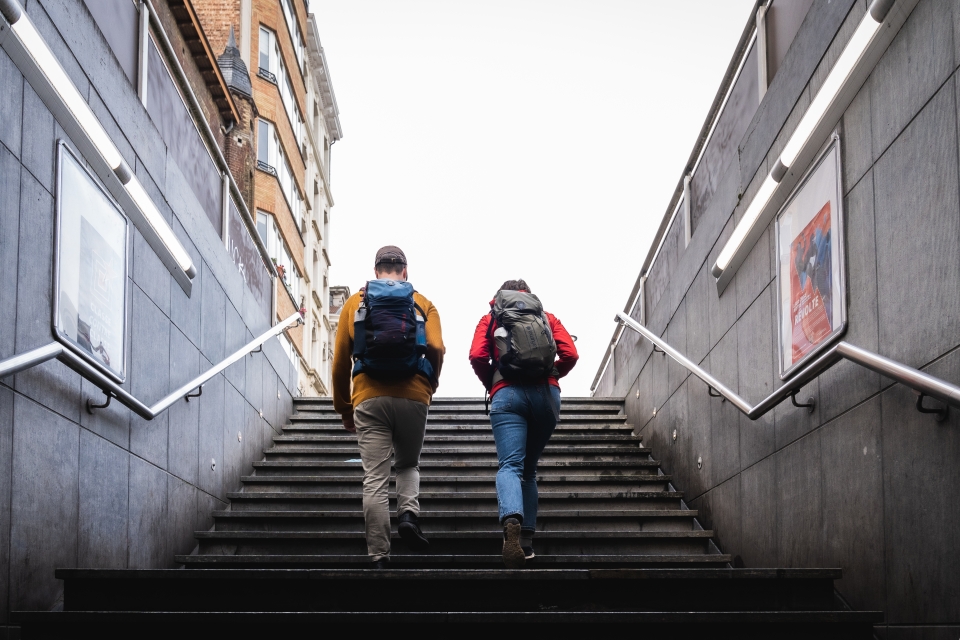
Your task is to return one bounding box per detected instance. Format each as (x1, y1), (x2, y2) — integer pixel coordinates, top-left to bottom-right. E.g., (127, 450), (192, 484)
(53, 142), (128, 382)
(775, 136), (846, 379)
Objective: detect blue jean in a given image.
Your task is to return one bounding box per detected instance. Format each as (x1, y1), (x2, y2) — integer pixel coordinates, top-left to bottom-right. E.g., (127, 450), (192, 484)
(489, 384), (561, 531)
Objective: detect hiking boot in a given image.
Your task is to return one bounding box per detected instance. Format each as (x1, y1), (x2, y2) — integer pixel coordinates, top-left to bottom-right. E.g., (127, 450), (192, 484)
(501, 517), (525, 569)
(398, 511), (429, 550)
(522, 545), (535, 560)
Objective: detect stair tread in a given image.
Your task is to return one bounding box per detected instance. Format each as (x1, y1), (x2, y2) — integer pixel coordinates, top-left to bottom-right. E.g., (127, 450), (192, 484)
(176, 554), (731, 565)
(239, 475), (671, 483)
(196, 530), (713, 539)
(252, 460), (661, 468)
(54, 567), (845, 580)
(212, 509), (693, 518)
(226, 491), (680, 500)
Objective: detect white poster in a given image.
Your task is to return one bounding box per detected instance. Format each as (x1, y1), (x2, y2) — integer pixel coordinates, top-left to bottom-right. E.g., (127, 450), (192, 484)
(55, 143), (128, 382)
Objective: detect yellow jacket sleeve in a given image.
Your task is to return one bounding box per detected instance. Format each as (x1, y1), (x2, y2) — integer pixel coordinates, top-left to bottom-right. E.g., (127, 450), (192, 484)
(331, 293), (360, 417)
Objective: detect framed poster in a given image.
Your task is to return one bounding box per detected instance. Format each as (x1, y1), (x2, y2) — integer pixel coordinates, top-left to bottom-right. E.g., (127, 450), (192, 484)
(775, 135), (846, 380)
(53, 142), (129, 383)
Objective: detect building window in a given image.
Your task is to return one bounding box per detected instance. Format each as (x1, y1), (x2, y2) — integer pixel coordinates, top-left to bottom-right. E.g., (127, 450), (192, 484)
(257, 120), (303, 230)
(258, 26), (304, 152)
(280, 0), (306, 74)
(281, 333), (298, 367)
(257, 210), (301, 303)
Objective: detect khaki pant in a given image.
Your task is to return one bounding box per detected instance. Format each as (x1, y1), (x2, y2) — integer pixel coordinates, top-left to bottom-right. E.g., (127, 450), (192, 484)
(354, 396), (429, 561)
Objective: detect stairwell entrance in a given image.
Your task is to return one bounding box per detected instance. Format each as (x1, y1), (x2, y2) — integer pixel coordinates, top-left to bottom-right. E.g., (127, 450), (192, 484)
(13, 397), (881, 636)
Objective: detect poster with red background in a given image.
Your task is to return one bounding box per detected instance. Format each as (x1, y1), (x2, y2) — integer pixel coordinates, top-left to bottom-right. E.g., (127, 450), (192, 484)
(788, 202), (833, 362)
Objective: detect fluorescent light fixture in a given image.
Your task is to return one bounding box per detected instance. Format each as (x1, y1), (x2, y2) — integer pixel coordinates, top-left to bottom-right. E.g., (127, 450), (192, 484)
(779, 14), (881, 167)
(7, 10), (123, 170)
(713, 174), (778, 276)
(125, 176), (196, 276)
(0, 0), (196, 282)
(712, 0), (897, 280)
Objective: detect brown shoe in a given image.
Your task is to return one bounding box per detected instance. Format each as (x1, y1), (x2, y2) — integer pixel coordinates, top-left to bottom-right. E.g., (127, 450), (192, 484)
(501, 517), (525, 569)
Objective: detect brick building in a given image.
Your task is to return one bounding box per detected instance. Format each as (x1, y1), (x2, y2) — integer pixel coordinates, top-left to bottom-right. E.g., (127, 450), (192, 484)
(195, 0), (342, 397)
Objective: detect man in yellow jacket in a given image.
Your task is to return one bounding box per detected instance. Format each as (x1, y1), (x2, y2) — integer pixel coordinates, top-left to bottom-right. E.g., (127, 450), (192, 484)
(332, 246), (444, 568)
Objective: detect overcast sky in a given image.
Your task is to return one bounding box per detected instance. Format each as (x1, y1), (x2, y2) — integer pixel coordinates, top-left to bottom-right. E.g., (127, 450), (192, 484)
(311, 1), (756, 398)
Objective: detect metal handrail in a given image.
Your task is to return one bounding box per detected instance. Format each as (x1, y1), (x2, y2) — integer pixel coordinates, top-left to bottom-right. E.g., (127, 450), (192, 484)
(617, 312), (960, 420)
(0, 311), (303, 420)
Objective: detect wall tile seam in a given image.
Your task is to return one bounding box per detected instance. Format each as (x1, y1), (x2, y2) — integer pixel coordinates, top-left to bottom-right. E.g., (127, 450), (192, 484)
(838, 63), (960, 204)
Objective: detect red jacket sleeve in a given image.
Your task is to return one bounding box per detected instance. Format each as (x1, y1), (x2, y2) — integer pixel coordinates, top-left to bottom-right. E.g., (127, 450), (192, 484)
(548, 313), (579, 379)
(469, 314), (495, 390)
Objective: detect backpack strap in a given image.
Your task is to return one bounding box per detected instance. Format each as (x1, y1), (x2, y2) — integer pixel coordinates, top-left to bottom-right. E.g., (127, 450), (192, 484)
(351, 286), (370, 375)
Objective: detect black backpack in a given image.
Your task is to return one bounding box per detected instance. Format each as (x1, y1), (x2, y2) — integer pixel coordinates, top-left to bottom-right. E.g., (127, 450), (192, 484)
(352, 279), (435, 384)
(488, 290), (558, 386)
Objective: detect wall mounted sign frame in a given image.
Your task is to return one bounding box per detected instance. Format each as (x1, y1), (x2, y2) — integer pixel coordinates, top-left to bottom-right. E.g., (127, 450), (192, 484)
(775, 133), (847, 380)
(53, 141), (129, 383)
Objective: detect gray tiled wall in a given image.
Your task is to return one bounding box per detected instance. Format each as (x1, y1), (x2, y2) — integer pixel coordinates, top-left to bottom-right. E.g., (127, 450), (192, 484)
(599, 0), (960, 632)
(0, 0), (297, 623)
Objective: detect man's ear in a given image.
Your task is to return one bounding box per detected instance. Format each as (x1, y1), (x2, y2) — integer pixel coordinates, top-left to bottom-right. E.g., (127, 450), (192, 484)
(403, 267), (408, 281)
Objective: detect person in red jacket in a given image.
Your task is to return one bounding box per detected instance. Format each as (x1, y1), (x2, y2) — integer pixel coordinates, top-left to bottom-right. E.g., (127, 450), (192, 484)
(469, 279), (578, 567)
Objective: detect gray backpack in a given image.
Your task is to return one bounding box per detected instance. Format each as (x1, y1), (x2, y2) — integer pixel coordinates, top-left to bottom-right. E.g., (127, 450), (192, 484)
(488, 290), (558, 385)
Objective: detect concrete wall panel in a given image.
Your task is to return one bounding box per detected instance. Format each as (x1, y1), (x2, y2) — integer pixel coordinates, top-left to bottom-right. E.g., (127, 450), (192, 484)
(737, 287), (776, 468)
(870, 0), (955, 157)
(0, 388), (13, 621)
(0, 147), (21, 362)
(775, 430), (822, 567)
(664, 300), (688, 399)
(821, 396), (886, 613)
(78, 430), (128, 569)
(740, 455), (777, 568)
(881, 350), (960, 623)
(9, 396), (79, 612)
(168, 328), (200, 485)
(127, 456), (168, 569)
(0, 49), (23, 159)
(707, 333), (741, 486)
(874, 80), (960, 368)
(197, 368), (225, 501)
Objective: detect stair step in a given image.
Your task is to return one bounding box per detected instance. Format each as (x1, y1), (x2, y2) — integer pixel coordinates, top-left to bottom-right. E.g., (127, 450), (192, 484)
(193, 528), (716, 555)
(252, 460), (661, 469)
(10, 610), (882, 639)
(239, 474), (671, 484)
(175, 554), (733, 568)
(289, 414), (628, 423)
(271, 434), (642, 443)
(237, 476), (672, 493)
(260, 448), (651, 462)
(208, 511), (694, 533)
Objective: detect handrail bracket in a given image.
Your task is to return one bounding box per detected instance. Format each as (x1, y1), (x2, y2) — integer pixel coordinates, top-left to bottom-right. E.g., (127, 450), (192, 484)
(790, 391), (816, 414)
(86, 391), (115, 414)
(916, 393), (949, 422)
(707, 386), (726, 402)
(185, 386), (203, 402)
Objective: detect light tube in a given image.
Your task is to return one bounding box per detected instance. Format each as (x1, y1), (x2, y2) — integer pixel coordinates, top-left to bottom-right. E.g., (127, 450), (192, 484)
(713, 2), (891, 279)
(10, 12), (123, 170)
(1, 0), (196, 281)
(779, 14), (881, 167)
(125, 176), (196, 276)
(713, 173), (778, 275)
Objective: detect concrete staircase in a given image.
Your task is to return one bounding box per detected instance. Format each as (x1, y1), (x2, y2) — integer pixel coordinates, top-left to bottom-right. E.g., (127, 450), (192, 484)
(13, 397), (882, 637)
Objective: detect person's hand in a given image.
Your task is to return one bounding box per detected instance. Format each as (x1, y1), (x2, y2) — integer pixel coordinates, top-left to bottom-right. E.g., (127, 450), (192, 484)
(342, 413), (356, 433)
